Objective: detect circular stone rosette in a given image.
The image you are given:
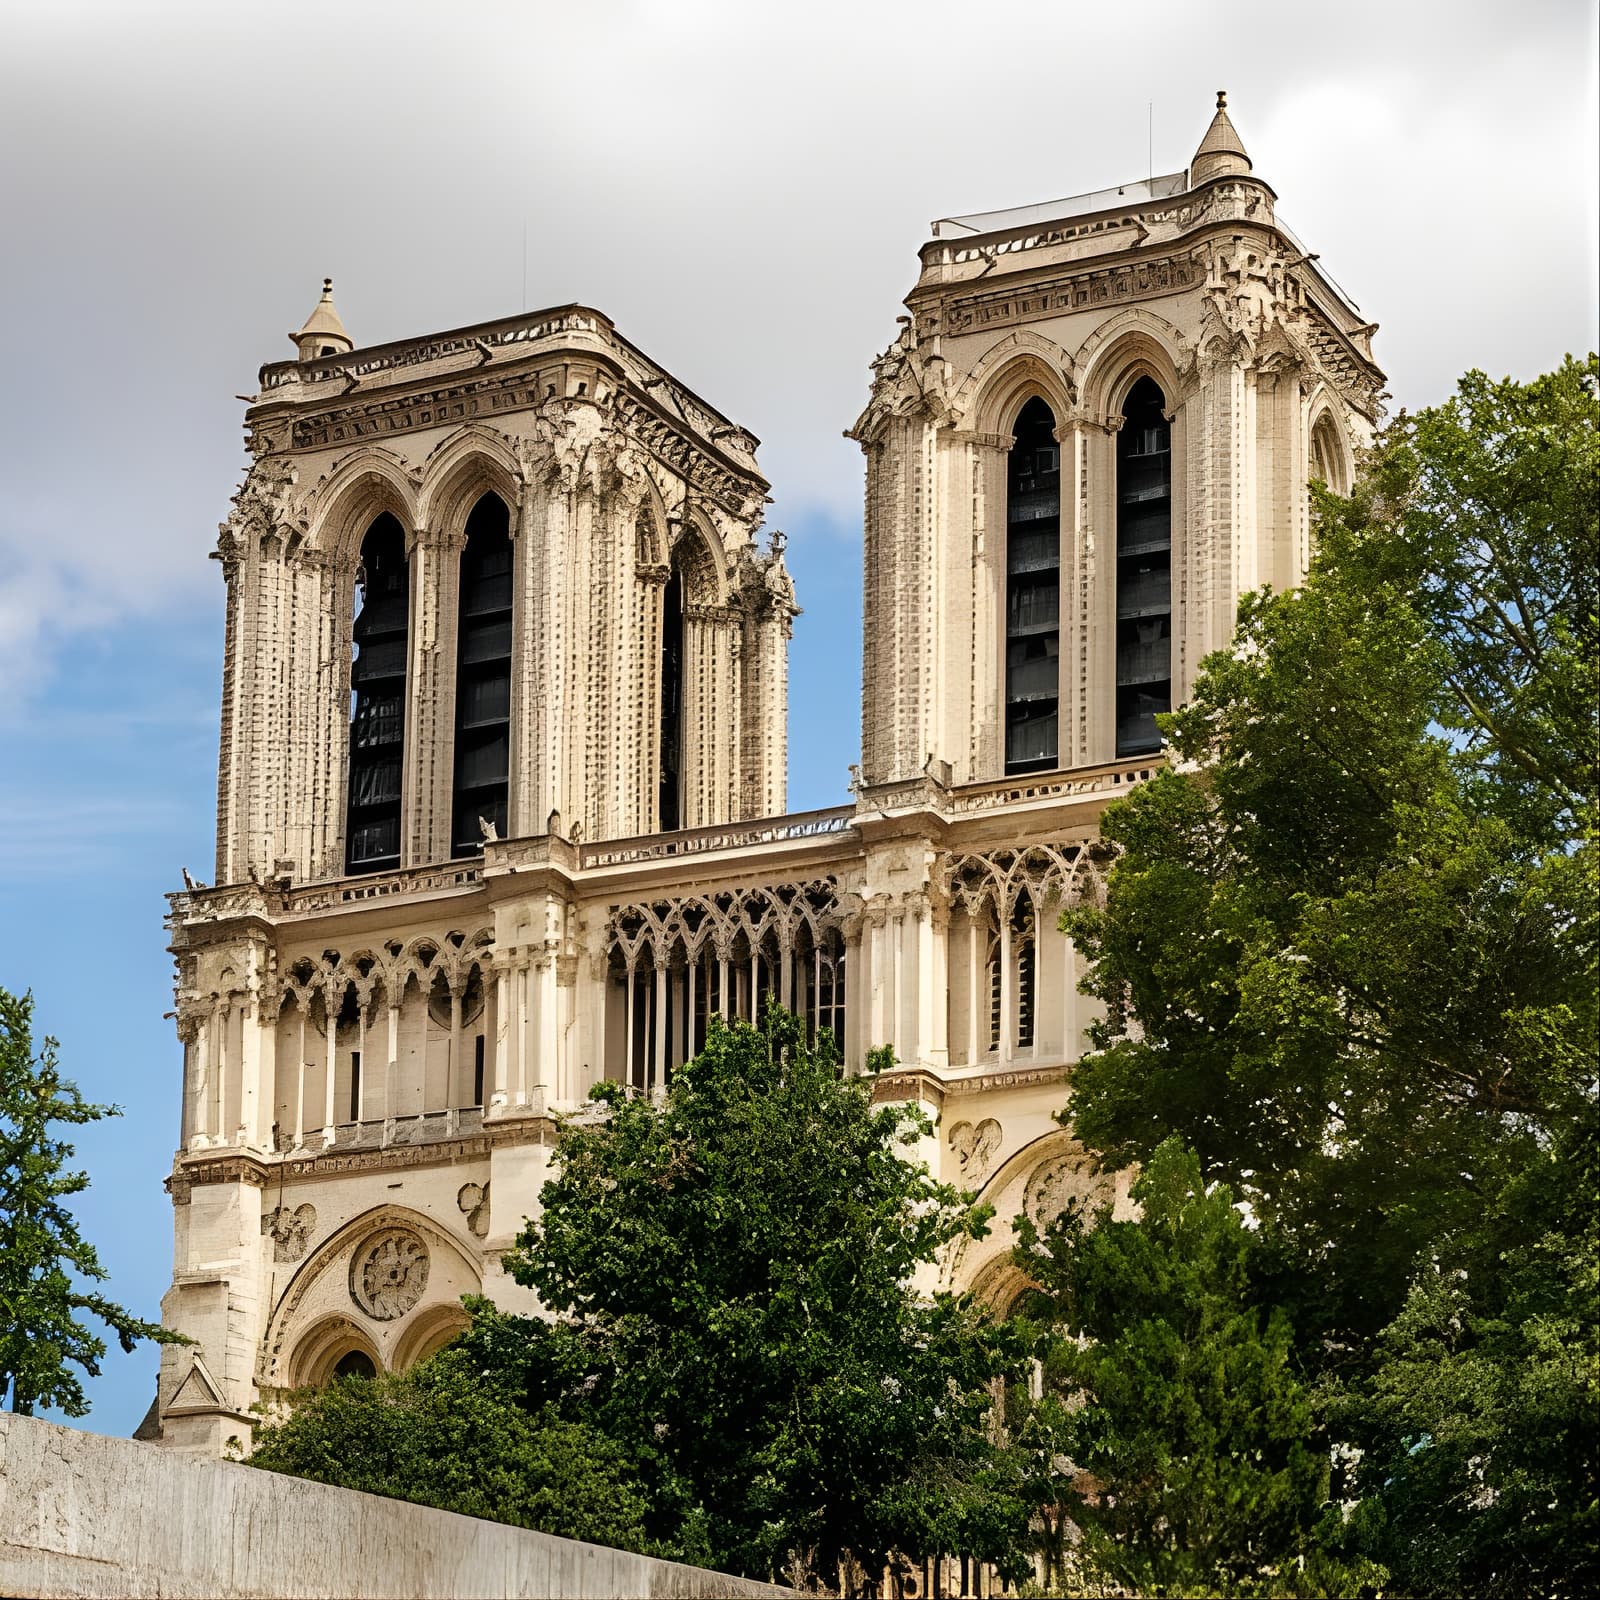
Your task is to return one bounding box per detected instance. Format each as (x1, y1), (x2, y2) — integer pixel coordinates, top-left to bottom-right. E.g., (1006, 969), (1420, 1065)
(1023, 1153), (1112, 1228)
(349, 1228), (430, 1320)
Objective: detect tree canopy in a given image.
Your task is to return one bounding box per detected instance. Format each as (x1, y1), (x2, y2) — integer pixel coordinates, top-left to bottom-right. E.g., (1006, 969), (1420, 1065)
(1055, 356), (1599, 1595)
(497, 1006), (1023, 1584)
(249, 1344), (656, 1550)
(0, 985), (179, 1416)
(253, 1007), (1026, 1586)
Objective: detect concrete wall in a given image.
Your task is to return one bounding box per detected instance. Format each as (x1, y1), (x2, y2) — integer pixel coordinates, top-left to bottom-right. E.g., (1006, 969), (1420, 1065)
(0, 1412), (788, 1599)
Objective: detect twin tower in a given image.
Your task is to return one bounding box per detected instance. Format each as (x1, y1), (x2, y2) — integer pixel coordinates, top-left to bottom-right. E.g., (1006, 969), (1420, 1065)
(155, 97), (1382, 1452)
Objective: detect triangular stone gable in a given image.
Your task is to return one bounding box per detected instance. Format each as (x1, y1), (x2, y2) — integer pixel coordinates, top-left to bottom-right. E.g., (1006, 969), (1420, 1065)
(165, 1356), (225, 1415)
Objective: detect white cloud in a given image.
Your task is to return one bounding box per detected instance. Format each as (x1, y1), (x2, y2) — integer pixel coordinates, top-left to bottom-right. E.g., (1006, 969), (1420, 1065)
(0, 0), (1594, 705)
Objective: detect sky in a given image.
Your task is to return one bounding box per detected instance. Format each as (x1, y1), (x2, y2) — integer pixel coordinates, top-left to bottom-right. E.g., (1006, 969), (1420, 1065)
(1, 0), (1595, 1438)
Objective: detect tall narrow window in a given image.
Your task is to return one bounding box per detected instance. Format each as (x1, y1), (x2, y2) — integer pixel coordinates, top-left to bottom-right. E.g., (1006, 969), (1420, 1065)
(1115, 378), (1172, 756)
(1005, 398), (1061, 773)
(346, 513), (410, 874)
(451, 495), (513, 855)
(658, 562), (684, 832)
(1014, 897), (1036, 1051)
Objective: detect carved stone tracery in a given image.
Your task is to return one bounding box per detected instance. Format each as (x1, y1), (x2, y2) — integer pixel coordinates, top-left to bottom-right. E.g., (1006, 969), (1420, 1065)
(350, 1228), (430, 1321)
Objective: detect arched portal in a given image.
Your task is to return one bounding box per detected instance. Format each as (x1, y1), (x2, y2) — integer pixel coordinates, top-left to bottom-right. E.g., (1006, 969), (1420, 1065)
(1004, 397), (1061, 774)
(346, 513), (410, 874)
(450, 493), (513, 856)
(1114, 377), (1172, 756)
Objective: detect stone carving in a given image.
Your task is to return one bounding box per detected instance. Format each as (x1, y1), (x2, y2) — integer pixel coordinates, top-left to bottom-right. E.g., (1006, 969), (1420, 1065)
(457, 1181), (491, 1239)
(218, 457), (303, 572)
(262, 1202), (317, 1262)
(1024, 1151), (1112, 1228)
(350, 1228), (430, 1320)
(948, 1118), (1002, 1183)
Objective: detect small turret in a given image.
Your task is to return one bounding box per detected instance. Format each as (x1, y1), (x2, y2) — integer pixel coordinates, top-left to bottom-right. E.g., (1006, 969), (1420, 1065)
(290, 278), (353, 361)
(1190, 90), (1253, 185)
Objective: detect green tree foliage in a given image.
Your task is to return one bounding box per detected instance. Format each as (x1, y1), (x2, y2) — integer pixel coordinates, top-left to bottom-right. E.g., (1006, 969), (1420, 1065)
(1010, 1139), (1370, 1598)
(0, 985), (179, 1416)
(496, 1006), (1023, 1583)
(249, 1343), (655, 1550)
(1058, 357), (1599, 1594)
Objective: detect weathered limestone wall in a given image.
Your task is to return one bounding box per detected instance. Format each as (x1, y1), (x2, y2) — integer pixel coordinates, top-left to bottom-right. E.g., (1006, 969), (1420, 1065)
(0, 1412), (788, 1600)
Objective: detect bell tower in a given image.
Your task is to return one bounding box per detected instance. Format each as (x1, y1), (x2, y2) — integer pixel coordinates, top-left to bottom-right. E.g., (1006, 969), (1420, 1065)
(212, 294), (795, 888)
(850, 93), (1383, 785)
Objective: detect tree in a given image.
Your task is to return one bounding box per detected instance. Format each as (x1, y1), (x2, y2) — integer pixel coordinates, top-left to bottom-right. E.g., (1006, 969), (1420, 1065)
(249, 1341), (656, 1551)
(1009, 1139), (1373, 1599)
(1056, 358), (1598, 1592)
(497, 1006), (1024, 1584)
(0, 985), (179, 1416)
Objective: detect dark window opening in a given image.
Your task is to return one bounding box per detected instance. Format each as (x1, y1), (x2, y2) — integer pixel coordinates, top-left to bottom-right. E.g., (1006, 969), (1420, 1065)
(349, 1049), (362, 1123)
(451, 495), (513, 856)
(331, 1350), (376, 1382)
(1014, 898), (1036, 1051)
(658, 563), (684, 832)
(346, 514), (410, 874)
(472, 1034), (485, 1107)
(1115, 377), (1172, 756)
(1005, 397), (1060, 774)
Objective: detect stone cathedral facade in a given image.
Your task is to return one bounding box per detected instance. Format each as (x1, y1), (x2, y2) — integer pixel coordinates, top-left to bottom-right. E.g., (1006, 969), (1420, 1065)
(155, 98), (1382, 1453)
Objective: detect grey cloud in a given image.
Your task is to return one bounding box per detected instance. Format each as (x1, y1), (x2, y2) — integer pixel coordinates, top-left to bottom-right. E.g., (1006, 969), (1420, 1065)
(1, 0), (1595, 704)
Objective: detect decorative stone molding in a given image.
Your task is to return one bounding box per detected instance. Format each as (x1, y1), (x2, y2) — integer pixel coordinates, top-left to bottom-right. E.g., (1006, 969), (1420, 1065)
(457, 1182), (491, 1239)
(948, 1118), (1002, 1184)
(350, 1229), (430, 1321)
(262, 1203), (317, 1263)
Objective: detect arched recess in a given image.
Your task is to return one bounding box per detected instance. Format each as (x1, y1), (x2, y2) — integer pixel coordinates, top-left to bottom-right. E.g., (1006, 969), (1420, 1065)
(655, 513), (732, 833)
(305, 449), (420, 565)
(259, 1203), (485, 1393)
(415, 428), (523, 537)
(1075, 313), (1186, 425)
(1113, 375), (1174, 757)
(1307, 397), (1352, 496)
(451, 492), (514, 854)
(346, 512), (411, 873)
(1074, 320), (1187, 763)
(1003, 394), (1062, 774)
(289, 1313), (384, 1389)
(676, 510), (730, 607)
(940, 1128), (1123, 1300)
(960, 334), (1078, 438)
(392, 1302), (472, 1371)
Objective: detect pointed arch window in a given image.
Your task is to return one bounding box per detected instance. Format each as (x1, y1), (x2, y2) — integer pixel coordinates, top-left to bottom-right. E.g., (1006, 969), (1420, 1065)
(1115, 377), (1172, 756)
(1005, 397), (1061, 774)
(658, 559), (684, 833)
(346, 513), (410, 874)
(451, 494), (513, 856)
(1310, 414), (1347, 496)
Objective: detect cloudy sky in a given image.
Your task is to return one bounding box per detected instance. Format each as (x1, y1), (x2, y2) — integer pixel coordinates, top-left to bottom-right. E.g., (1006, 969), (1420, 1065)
(1, 0), (1595, 1436)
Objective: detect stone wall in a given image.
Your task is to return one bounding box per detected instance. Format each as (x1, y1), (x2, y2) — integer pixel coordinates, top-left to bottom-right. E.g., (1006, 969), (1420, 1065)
(0, 1412), (788, 1599)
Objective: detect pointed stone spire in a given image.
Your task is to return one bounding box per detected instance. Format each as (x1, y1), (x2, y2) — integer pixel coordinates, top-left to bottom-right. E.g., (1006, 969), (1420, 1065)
(289, 278), (354, 361)
(1190, 90), (1253, 185)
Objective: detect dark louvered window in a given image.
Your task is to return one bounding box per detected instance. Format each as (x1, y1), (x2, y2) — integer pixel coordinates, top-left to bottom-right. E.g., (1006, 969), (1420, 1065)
(1004, 397), (1060, 774)
(345, 515), (409, 874)
(451, 495), (513, 855)
(1115, 378), (1172, 755)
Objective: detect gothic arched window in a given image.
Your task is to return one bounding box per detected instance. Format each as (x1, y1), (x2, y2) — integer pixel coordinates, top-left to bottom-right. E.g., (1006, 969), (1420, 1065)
(1310, 414), (1347, 496)
(1005, 397), (1061, 774)
(451, 494), (513, 856)
(331, 1349), (376, 1382)
(1115, 377), (1172, 756)
(659, 559), (684, 833)
(346, 513), (410, 874)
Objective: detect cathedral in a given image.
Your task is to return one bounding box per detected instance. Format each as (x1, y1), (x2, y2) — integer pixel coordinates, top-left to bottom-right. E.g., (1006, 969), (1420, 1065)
(154, 96), (1381, 1452)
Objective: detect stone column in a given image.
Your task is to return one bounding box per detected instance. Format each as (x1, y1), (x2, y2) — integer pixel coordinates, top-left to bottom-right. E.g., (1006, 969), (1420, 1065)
(405, 526), (466, 866)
